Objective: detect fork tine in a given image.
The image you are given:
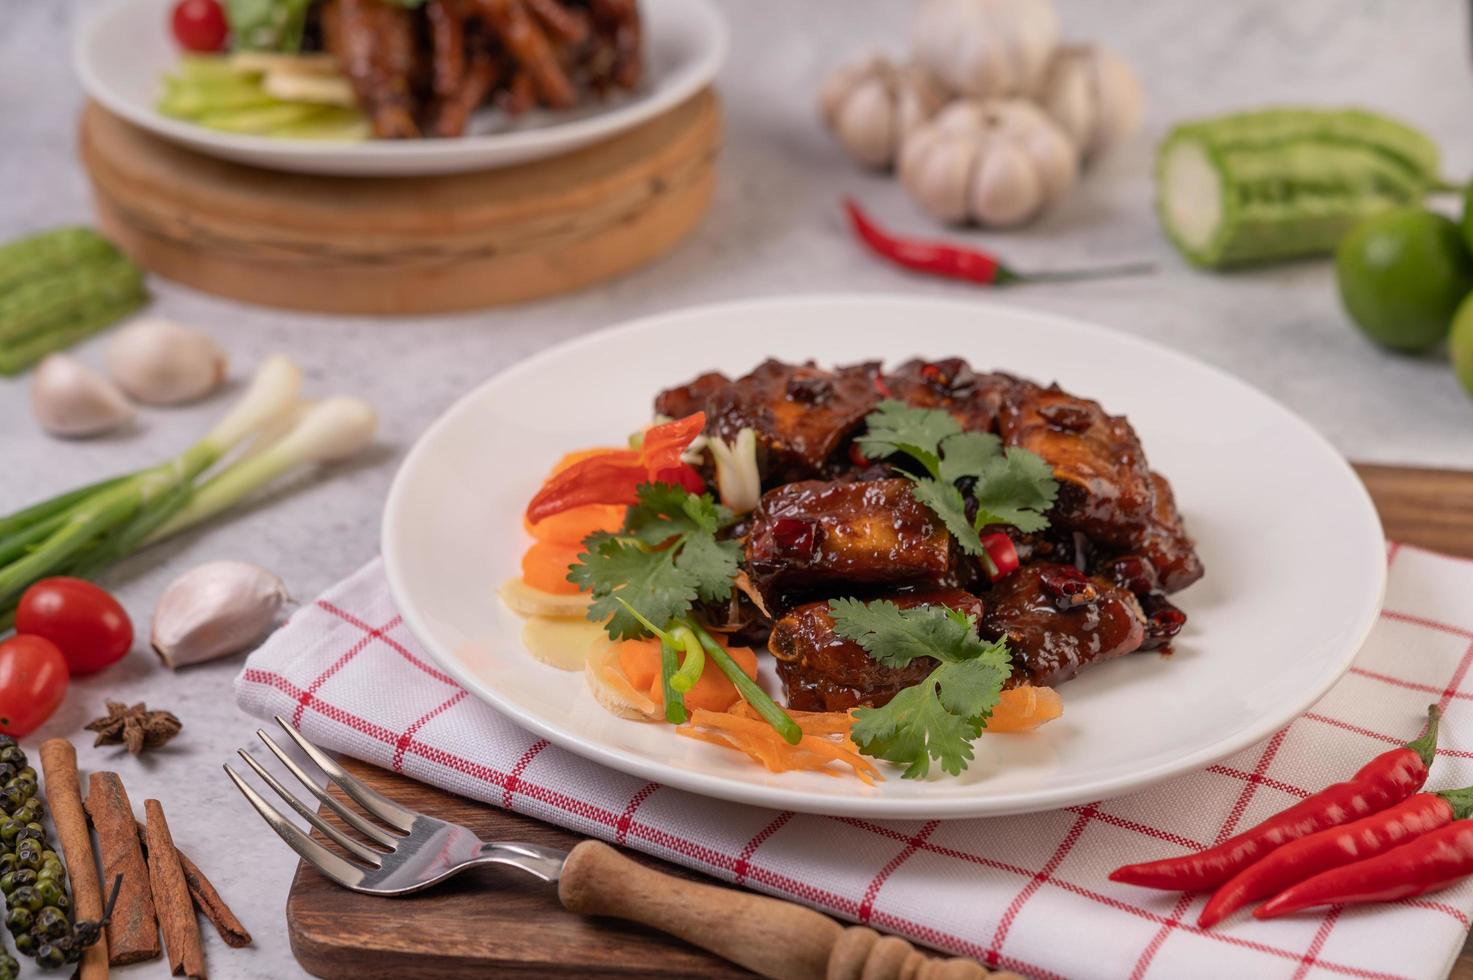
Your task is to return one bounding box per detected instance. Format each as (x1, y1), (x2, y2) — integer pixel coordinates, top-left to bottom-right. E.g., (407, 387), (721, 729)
(255, 732), (400, 847)
(272, 716), (417, 832)
(224, 765), (368, 890)
(236, 750), (384, 865)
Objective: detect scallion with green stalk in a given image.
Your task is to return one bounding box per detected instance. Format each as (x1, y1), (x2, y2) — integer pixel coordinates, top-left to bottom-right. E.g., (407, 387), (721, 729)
(0, 355), (376, 629)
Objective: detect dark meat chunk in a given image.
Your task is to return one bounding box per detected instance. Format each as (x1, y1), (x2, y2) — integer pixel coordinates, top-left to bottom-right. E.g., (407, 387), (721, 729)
(747, 479), (951, 608)
(321, 0), (424, 139)
(658, 360), (881, 484)
(1133, 472), (1204, 592)
(982, 564), (1146, 686)
(654, 371), (730, 421)
(882, 358), (1015, 434)
(998, 381), (1155, 547)
(770, 590), (983, 712)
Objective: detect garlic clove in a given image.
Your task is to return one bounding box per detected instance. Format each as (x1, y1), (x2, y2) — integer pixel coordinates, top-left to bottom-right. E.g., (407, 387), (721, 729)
(835, 76), (898, 169)
(151, 560), (288, 669)
(106, 318), (228, 406)
(29, 354), (136, 438)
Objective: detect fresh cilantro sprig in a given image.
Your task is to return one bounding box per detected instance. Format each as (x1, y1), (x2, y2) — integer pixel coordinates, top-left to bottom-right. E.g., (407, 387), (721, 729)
(829, 598), (1011, 778)
(856, 400), (1058, 557)
(570, 483), (742, 640)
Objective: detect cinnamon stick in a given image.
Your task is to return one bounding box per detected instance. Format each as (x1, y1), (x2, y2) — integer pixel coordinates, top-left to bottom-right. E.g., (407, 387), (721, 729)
(134, 819), (251, 948)
(85, 772), (160, 965)
(39, 740), (108, 980)
(144, 801), (206, 979)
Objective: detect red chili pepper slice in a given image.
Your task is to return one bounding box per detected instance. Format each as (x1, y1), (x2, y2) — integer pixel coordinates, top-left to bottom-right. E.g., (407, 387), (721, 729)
(1255, 817), (1473, 919)
(526, 413), (706, 524)
(843, 199), (1155, 286)
(1111, 705), (1442, 892)
(980, 532), (1019, 582)
(1200, 786), (1473, 927)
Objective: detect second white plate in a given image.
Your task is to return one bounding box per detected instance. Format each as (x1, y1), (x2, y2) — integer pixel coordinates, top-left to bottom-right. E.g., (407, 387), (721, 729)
(74, 0), (726, 177)
(382, 295), (1386, 819)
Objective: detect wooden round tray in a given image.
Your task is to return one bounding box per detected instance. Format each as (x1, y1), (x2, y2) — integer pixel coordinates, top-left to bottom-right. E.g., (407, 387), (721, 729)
(78, 91), (720, 315)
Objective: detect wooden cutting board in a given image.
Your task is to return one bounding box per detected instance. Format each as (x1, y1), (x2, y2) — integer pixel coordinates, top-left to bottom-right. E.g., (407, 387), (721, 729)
(78, 90), (719, 315)
(285, 463), (1473, 979)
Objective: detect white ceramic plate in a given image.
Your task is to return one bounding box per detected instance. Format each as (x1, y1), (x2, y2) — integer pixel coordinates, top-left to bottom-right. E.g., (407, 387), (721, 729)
(382, 295), (1386, 819)
(74, 0), (726, 176)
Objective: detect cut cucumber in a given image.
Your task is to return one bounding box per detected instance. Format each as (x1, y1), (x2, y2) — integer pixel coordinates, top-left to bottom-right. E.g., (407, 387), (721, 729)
(1157, 107), (1444, 269)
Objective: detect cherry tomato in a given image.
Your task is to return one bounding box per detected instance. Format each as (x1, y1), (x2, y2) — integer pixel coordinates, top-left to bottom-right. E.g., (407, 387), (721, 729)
(171, 0), (228, 52)
(0, 636), (69, 738)
(16, 578), (133, 676)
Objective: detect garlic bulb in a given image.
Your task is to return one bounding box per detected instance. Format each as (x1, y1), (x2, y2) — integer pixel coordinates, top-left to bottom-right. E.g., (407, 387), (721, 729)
(152, 561), (288, 668)
(1037, 44), (1144, 162)
(912, 0), (1060, 98)
(106, 318), (228, 405)
(899, 99), (1078, 227)
(819, 54), (948, 170)
(29, 354), (135, 438)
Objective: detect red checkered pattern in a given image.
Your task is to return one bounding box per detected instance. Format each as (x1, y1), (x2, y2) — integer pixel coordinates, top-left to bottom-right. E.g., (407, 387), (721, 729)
(236, 544), (1473, 980)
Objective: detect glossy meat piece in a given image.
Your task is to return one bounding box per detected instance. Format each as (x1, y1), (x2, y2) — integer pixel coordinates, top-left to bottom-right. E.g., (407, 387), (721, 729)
(998, 381), (1156, 548)
(321, 0), (423, 138)
(982, 564), (1146, 686)
(1132, 472), (1204, 592)
(660, 360), (881, 483)
(770, 590), (984, 712)
(882, 358), (1015, 434)
(746, 479), (951, 606)
(653, 370), (730, 421)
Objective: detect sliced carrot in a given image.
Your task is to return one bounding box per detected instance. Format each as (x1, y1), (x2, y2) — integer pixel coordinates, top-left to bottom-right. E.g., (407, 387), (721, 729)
(984, 685), (1063, 733)
(520, 541), (584, 595)
(615, 636), (757, 712)
(681, 708), (880, 783)
(523, 505), (626, 546)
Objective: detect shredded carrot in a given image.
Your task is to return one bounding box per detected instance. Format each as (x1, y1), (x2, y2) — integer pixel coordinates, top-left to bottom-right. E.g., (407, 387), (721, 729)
(680, 708), (881, 784)
(730, 700), (854, 738)
(519, 541), (585, 595)
(613, 637), (757, 713)
(984, 685), (1063, 733)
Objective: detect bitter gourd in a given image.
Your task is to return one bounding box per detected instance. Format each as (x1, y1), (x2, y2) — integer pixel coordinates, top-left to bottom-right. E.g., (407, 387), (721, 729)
(1157, 107), (1445, 268)
(0, 228), (121, 296)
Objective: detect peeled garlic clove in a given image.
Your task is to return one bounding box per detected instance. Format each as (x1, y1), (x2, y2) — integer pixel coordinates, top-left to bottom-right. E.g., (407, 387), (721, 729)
(29, 354), (135, 438)
(106, 318), (228, 405)
(152, 561), (287, 668)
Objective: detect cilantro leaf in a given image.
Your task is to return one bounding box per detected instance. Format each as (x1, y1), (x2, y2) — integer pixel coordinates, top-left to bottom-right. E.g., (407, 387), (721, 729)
(568, 483), (739, 640)
(829, 599), (1011, 778)
(570, 535), (697, 640)
(908, 478), (986, 556)
(675, 532), (742, 603)
(622, 482), (729, 545)
(851, 658), (1008, 778)
(855, 400), (960, 479)
(971, 450), (1059, 533)
(856, 401), (1060, 546)
(937, 431), (1002, 484)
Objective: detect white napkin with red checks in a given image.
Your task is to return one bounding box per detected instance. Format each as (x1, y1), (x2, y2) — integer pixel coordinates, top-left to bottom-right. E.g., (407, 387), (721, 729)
(237, 543), (1473, 980)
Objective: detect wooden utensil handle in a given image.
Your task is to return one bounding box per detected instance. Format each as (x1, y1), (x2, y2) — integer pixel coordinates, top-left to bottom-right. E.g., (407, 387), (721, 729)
(557, 841), (1019, 980)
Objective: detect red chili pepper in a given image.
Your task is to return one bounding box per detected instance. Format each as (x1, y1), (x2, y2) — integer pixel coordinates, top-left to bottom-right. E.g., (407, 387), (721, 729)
(526, 413), (706, 524)
(843, 199), (1154, 286)
(1199, 785), (1473, 927)
(1110, 705), (1442, 892)
(980, 532), (1019, 582)
(1255, 817), (1473, 919)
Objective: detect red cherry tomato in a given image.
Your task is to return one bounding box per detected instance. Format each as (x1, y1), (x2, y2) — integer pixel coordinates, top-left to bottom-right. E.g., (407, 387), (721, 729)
(15, 578), (134, 676)
(0, 636), (69, 737)
(171, 0), (228, 52)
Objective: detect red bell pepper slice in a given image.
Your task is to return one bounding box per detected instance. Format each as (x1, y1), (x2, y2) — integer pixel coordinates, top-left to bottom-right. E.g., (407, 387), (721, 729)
(526, 413), (706, 524)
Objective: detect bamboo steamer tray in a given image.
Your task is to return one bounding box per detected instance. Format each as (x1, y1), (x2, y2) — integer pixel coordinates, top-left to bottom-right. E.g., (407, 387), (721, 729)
(77, 90), (720, 315)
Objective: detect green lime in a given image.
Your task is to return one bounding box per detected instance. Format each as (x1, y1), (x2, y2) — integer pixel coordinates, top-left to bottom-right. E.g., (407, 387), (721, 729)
(1450, 293), (1473, 396)
(1462, 182), (1473, 254)
(1335, 208), (1473, 352)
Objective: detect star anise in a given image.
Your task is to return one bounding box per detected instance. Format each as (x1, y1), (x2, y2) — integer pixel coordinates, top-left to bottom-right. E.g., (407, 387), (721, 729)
(85, 702), (182, 755)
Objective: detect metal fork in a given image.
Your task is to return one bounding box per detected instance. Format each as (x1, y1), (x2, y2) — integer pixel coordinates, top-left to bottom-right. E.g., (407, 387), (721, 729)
(226, 716), (1012, 980)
